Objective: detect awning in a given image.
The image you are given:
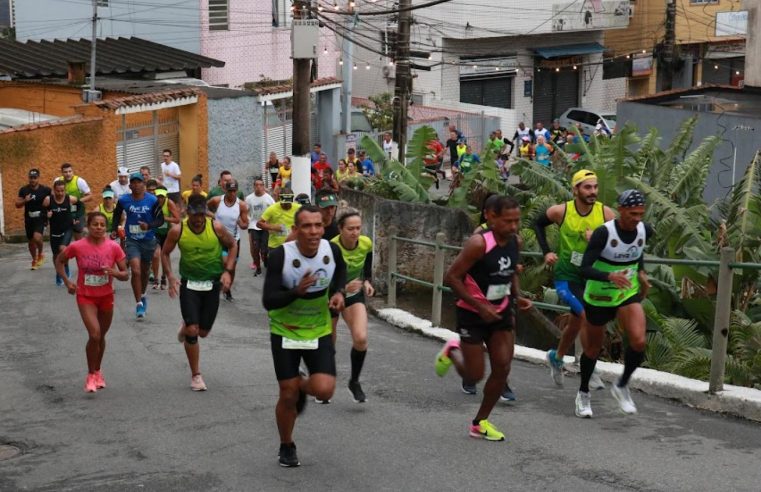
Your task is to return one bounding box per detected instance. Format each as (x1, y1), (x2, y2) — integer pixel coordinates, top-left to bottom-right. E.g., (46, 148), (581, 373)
(534, 43), (606, 59)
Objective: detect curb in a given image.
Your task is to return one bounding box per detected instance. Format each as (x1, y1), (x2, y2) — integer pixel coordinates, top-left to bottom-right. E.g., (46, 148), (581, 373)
(371, 306), (761, 423)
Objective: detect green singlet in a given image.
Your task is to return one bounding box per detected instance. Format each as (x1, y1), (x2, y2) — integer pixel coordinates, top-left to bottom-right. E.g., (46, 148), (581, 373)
(555, 200), (605, 284)
(178, 217), (224, 281)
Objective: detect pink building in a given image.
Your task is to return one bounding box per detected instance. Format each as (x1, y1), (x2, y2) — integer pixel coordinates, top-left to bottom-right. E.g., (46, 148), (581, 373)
(199, 0), (340, 88)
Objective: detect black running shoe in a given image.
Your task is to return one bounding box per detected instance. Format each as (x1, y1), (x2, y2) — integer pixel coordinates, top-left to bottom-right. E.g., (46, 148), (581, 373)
(296, 369), (307, 414)
(461, 380), (477, 395)
(224, 291), (234, 302)
(278, 442), (300, 467)
(348, 380), (367, 403)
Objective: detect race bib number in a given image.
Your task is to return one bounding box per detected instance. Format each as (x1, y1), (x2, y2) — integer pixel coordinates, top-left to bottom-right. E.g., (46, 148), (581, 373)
(282, 337), (319, 350)
(486, 283), (510, 301)
(570, 251), (584, 267)
(70, 204), (77, 213)
(187, 280), (213, 292)
(27, 211), (41, 218)
(128, 224), (143, 235)
(84, 274), (108, 287)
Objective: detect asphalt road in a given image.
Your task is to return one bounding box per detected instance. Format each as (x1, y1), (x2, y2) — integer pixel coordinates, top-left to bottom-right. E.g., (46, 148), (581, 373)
(1, 238), (760, 492)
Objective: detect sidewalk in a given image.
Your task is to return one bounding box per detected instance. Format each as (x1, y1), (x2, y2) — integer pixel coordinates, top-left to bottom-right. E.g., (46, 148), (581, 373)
(372, 305), (761, 423)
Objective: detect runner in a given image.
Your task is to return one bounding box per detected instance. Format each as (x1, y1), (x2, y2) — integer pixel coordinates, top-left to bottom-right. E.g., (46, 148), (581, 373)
(262, 205), (347, 467)
(435, 196), (532, 441)
(58, 163), (92, 240)
(331, 208), (374, 403)
(108, 167), (131, 199)
(160, 149), (182, 204)
(257, 187), (300, 252)
(55, 211), (129, 393)
(98, 187), (117, 233)
(181, 174), (208, 209)
(15, 168), (50, 270)
(112, 172), (165, 320)
(245, 177), (275, 275)
(43, 179), (77, 285)
(208, 180), (249, 301)
(576, 189), (652, 418)
(151, 186), (181, 290)
(208, 170), (244, 200)
(534, 169), (614, 388)
(161, 194), (237, 392)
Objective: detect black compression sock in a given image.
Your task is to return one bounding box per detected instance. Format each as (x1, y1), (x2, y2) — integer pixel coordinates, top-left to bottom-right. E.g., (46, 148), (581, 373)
(350, 348), (367, 382)
(618, 347), (645, 387)
(579, 354), (598, 393)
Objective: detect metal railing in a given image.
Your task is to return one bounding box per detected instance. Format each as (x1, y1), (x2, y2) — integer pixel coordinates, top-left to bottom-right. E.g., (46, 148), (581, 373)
(387, 233), (761, 395)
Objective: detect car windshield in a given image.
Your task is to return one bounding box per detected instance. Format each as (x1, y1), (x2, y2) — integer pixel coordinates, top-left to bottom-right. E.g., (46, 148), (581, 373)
(601, 114), (617, 122)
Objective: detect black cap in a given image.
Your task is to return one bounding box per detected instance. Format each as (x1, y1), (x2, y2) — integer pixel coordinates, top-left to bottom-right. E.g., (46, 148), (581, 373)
(225, 180), (238, 191)
(28, 169), (40, 177)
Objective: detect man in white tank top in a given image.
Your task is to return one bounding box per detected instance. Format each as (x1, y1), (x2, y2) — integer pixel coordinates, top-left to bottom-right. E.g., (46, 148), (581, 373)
(207, 180), (249, 301)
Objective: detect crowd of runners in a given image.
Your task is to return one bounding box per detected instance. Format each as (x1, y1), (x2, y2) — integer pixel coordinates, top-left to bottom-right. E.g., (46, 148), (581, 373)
(16, 154), (651, 467)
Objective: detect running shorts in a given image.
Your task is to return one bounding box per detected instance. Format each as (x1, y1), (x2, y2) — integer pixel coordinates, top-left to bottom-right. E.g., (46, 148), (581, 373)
(345, 291), (366, 309)
(455, 305), (513, 344)
(125, 237), (157, 263)
(584, 295), (641, 327)
(156, 232), (167, 249)
(72, 214), (85, 234)
(270, 333), (336, 381)
(24, 218), (45, 240)
(50, 230), (73, 255)
(249, 229), (269, 251)
(179, 280), (221, 332)
(554, 280), (585, 317)
(77, 293), (114, 311)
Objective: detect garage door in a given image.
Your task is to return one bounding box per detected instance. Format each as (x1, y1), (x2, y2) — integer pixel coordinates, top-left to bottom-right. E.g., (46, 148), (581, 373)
(116, 112), (179, 177)
(533, 68), (579, 126)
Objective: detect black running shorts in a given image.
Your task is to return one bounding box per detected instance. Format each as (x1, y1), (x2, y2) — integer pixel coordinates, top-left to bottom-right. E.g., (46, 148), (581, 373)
(584, 295), (641, 327)
(24, 218), (45, 240)
(179, 280), (221, 332)
(50, 230), (73, 256)
(455, 306), (513, 345)
(270, 333), (336, 381)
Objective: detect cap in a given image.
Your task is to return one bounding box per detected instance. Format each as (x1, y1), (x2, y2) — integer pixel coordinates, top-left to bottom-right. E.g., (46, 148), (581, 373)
(225, 181), (238, 191)
(117, 166), (129, 176)
(102, 190), (115, 199)
(129, 172), (144, 182)
(521, 136), (531, 142)
(571, 169), (597, 187)
(154, 188), (168, 197)
(295, 193), (311, 206)
(618, 189), (645, 208)
(280, 187), (294, 202)
(316, 191), (338, 208)
(28, 168), (40, 177)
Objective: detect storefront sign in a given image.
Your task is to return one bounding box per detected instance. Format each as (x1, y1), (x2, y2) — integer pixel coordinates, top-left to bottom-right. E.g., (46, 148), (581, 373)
(552, 1), (631, 32)
(631, 54), (653, 77)
(716, 11), (748, 37)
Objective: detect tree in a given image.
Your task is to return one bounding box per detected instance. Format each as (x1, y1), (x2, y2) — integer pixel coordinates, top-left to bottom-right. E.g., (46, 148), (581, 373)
(360, 92), (394, 131)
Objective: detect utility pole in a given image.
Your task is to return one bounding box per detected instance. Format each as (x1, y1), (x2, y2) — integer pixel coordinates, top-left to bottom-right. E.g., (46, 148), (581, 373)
(340, 1), (356, 134)
(90, 0), (98, 91)
(291, 0), (312, 157)
(392, 0), (412, 162)
(661, 0), (677, 91)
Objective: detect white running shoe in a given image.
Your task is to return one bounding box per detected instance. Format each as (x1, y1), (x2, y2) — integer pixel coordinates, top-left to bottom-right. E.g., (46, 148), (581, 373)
(610, 383), (637, 414)
(575, 391), (593, 418)
(589, 370), (606, 390)
(191, 374), (207, 392)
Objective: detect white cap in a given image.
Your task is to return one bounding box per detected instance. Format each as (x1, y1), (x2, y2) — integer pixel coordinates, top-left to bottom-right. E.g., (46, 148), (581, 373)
(117, 166), (129, 176)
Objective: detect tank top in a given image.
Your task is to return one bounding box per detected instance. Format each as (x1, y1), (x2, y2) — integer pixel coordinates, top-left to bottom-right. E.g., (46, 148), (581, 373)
(215, 197), (241, 240)
(331, 235), (372, 284)
(178, 218), (224, 281)
(535, 144), (550, 166)
(49, 195), (73, 236)
(455, 231), (518, 314)
(555, 201), (605, 283)
(584, 221), (646, 307)
(58, 175), (84, 216)
(98, 203), (115, 231)
(519, 143), (531, 158)
(156, 200), (171, 235)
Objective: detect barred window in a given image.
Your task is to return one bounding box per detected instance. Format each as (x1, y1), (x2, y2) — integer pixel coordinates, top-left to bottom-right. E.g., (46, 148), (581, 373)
(209, 0), (229, 31)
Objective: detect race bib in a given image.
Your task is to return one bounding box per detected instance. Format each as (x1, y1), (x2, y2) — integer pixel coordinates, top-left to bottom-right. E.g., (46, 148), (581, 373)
(282, 337), (319, 350)
(27, 211), (41, 218)
(570, 251), (584, 267)
(187, 280), (213, 292)
(84, 274), (109, 287)
(128, 224), (143, 234)
(70, 204), (77, 213)
(486, 283), (510, 301)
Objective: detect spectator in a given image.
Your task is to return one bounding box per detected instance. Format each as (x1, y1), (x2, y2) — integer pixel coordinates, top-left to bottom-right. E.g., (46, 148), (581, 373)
(336, 159), (349, 182)
(266, 152), (280, 189)
(346, 161), (360, 180)
(513, 122), (534, 156)
(359, 150), (375, 177)
(278, 157), (293, 186)
(382, 132), (397, 158)
(346, 148), (361, 174)
(322, 167), (340, 193)
(310, 143), (322, 164)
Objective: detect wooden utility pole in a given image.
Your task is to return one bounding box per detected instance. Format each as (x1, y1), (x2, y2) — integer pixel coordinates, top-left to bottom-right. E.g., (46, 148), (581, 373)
(292, 0), (312, 156)
(661, 0), (677, 91)
(392, 0), (412, 161)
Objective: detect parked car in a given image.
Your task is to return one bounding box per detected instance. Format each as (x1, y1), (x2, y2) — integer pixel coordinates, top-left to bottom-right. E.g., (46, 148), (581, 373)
(558, 108), (616, 136)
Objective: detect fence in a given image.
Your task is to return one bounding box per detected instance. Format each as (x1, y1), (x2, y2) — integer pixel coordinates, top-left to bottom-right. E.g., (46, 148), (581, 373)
(387, 233), (761, 395)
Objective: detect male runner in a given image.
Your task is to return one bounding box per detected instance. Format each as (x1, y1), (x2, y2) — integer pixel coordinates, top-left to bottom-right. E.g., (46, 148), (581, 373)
(43, 180), (78, 285)
(257, 188), (300, 251)
(245, 177), (275, 275)
(435, 196), (532, 441)
(208, 180), (249, 301)
(112, 172), (164, 320)
(58, 163), (92, 239)
(151, 186), (181, 290)
(534, 169), (615, 387)
(16, 168), (50, 269)
(262, 205), (346, 467)
(576, 189), (652, 418)
(162, 194), (237, 391)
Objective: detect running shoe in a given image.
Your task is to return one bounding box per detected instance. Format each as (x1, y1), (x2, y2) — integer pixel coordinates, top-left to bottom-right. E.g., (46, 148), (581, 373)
(160, 276), (167, 290)
(136, 302), (146, 321)
(500, 385), (517, 402)
(141, 295), (148, 313)
(314, 397), (332, 404)
(278, 442), (300, 467)
(547, 349), (565, 387)
(610, 383), (637, 414)
(469, 419), (505, 441)
(575, 391), (593, 418)
(55, 274), (64, 287)
(152, 279), (159, 290)
(191, 374), (207, 391)
(177, 324), (186, 343)
(255, 267), (263, 277)
(461, 380), (477, 395)
(94, 370), (106, 389)
(224, 291), (234, 302)
(435, 338), (460, 377)
(249, 262), (256, 270)
(30, 259), (39, 270)
(36, 254), (45, 267)
(296, 368), (307, 414)
(148, 272), (155, 282)
(348, 380), (367, 403)
(589, 370), (606, 390)
(84, 373), (98, 393)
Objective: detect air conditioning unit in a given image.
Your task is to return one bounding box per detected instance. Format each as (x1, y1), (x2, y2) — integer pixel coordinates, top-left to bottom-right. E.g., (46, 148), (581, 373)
(82, 89), (102, 103)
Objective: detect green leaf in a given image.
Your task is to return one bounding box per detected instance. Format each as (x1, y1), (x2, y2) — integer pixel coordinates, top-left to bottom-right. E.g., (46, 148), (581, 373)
(359, 134), (387, 165)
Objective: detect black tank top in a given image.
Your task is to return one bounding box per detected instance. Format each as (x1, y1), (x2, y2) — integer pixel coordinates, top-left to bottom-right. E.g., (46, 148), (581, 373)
(456, 231), (519, 311)
(49, 195), (73, 235)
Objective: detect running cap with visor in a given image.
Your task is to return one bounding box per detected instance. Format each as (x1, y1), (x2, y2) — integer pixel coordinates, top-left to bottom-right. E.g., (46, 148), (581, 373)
(117, 166), (129, 176)
(28, 168), (40, 177)
(571, 169), (597, 187)
(295, 193), (311, 205)
(129, 172), (144, 182)
(316, 191), (338, 208)
(618, 189), (645, 208)
(154, 188), (168, 198)
(280, 187), (294, 203)
(102, 190), (115, 199)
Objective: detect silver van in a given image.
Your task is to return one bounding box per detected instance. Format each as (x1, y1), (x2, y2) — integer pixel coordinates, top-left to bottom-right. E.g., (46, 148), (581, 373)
(558, 108), (616, 136)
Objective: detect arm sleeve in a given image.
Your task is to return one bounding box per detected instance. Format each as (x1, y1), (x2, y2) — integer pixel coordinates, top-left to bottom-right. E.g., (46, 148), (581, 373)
(78, 178), (91, 194)
(329, 242), (347, 295)
(363, 251), (373, 281)
(148, 200), (165, 229)
(580, 227), (611, 282)
(533, 211), (554, 255)
(111, 201), (124, 233)
(261, 247), (299, 310)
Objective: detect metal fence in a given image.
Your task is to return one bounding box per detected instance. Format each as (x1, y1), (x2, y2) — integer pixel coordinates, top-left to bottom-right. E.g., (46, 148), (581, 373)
(387, 233), (760, 395)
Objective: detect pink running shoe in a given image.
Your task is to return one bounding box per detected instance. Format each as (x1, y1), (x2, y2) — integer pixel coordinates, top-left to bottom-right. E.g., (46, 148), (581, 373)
(249, 262), (256, 270)
(94, 370), (106, 389)
(84, 373), (98, 393)
(191, 374), (207, 391)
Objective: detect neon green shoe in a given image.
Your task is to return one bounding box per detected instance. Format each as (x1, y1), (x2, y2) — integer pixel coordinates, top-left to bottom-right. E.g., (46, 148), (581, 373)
(434, 338), (460, 377)
(469, 419), (505, 441)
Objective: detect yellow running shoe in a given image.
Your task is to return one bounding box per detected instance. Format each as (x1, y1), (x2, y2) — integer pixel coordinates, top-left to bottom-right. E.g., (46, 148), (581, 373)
(36, 253), (45, 267)
(469, 419), (505, 441)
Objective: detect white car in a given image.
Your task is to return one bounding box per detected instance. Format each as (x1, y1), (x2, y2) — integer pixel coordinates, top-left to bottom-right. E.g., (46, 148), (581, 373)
(558, 108), (616, 136)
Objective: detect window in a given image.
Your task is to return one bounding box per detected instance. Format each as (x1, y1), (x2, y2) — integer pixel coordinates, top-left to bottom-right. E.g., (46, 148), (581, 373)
(97, 0), (109, 6)
(272, 0), (291, 28)
(460, 76), (513, 109)
(209, 0), (229, 31)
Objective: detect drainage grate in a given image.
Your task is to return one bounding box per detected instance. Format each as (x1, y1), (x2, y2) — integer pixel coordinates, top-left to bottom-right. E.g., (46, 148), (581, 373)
(0, 445), (21, 460)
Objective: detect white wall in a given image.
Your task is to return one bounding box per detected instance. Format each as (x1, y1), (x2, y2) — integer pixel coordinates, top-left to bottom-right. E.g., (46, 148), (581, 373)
(602, 77), (628, 113)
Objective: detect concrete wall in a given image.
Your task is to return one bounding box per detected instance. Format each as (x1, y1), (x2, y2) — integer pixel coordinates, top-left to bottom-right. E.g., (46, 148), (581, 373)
(617, 100), (759, 205)
(744, 0), (761, 88)
(339, 188), (473, 293)
(207, 95), (261, 195)
(602, 77), (628, 113)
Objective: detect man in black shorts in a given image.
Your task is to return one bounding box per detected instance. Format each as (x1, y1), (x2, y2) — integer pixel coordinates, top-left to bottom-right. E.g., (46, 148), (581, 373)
(161, 194), (237, 391)
(436, 196), (532, 441)
(576, 189), (652, 418)
(262, 205), (346, 467)
(15, 169), (50, 270)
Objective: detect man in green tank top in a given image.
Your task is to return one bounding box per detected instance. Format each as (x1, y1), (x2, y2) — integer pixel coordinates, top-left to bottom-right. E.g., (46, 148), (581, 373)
(58, 162), (93, 239)
(160, 194), (237, 392)
(534, 169), (615, 388)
